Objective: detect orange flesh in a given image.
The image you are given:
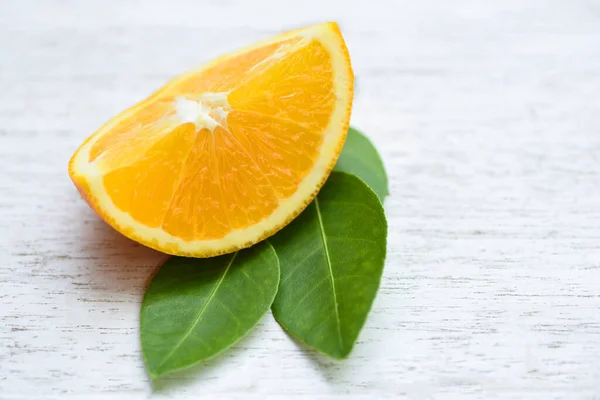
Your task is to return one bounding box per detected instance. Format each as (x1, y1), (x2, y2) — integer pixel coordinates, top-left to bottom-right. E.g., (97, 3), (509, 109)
(88, 38), (335, 241)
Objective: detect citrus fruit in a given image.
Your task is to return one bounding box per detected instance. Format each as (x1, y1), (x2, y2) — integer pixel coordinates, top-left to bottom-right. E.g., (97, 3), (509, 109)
(68, 22), (354, 257)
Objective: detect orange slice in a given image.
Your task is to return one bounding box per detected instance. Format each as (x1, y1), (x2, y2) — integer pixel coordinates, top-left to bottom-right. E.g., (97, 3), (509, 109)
(68, 22), (353, 257)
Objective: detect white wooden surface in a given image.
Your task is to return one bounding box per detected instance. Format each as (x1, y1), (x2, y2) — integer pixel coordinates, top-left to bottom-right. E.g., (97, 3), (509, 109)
(1, 1), (600, 399)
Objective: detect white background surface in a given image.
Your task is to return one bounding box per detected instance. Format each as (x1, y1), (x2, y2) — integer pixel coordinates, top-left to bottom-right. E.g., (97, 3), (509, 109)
(1, 0), (600, 399)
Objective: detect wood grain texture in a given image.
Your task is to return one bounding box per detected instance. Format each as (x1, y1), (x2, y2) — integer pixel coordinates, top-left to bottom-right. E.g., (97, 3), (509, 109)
(1, 0), (599, 399)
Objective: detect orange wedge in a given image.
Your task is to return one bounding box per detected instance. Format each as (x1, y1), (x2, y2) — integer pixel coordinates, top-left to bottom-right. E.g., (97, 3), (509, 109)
(68, 22), (353, 257)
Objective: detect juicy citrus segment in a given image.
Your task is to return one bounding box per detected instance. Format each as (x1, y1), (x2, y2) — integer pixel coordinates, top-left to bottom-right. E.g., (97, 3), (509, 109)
(227, 111), (324, 197)
(161, 124), (280, 241)
(163, 38), (303, 95)
(102, 123), (197, 227)
(89, 101), (174, 160)
(69, 22), (354, 257)
(229, 40), (335, 131)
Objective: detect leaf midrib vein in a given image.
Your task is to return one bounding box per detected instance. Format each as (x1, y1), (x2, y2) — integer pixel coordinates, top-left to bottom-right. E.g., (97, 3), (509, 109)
(314, 197), (344, 349)
(155, 252), (238, 370)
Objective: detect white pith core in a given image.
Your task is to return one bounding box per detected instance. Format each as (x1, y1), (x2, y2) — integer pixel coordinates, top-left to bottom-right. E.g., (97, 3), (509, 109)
(174, 93), (231, 131)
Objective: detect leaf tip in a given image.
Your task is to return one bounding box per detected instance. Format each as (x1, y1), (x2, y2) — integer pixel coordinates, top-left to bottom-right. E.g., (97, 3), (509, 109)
(146, 366), (162, 381)
(329, 344), (354, 360)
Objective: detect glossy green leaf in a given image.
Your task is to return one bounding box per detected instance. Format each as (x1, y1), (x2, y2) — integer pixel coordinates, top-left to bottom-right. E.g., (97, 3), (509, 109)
(271, 172), (387, 359)
(141, 241), (279, 379)
(335, 127), (389, 201)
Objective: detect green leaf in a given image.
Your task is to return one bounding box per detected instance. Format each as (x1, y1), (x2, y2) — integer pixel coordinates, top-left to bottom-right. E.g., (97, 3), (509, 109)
(140, 241), (280, 379)
(271, 172), (387, 359)
(335, 127), (389, 201)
